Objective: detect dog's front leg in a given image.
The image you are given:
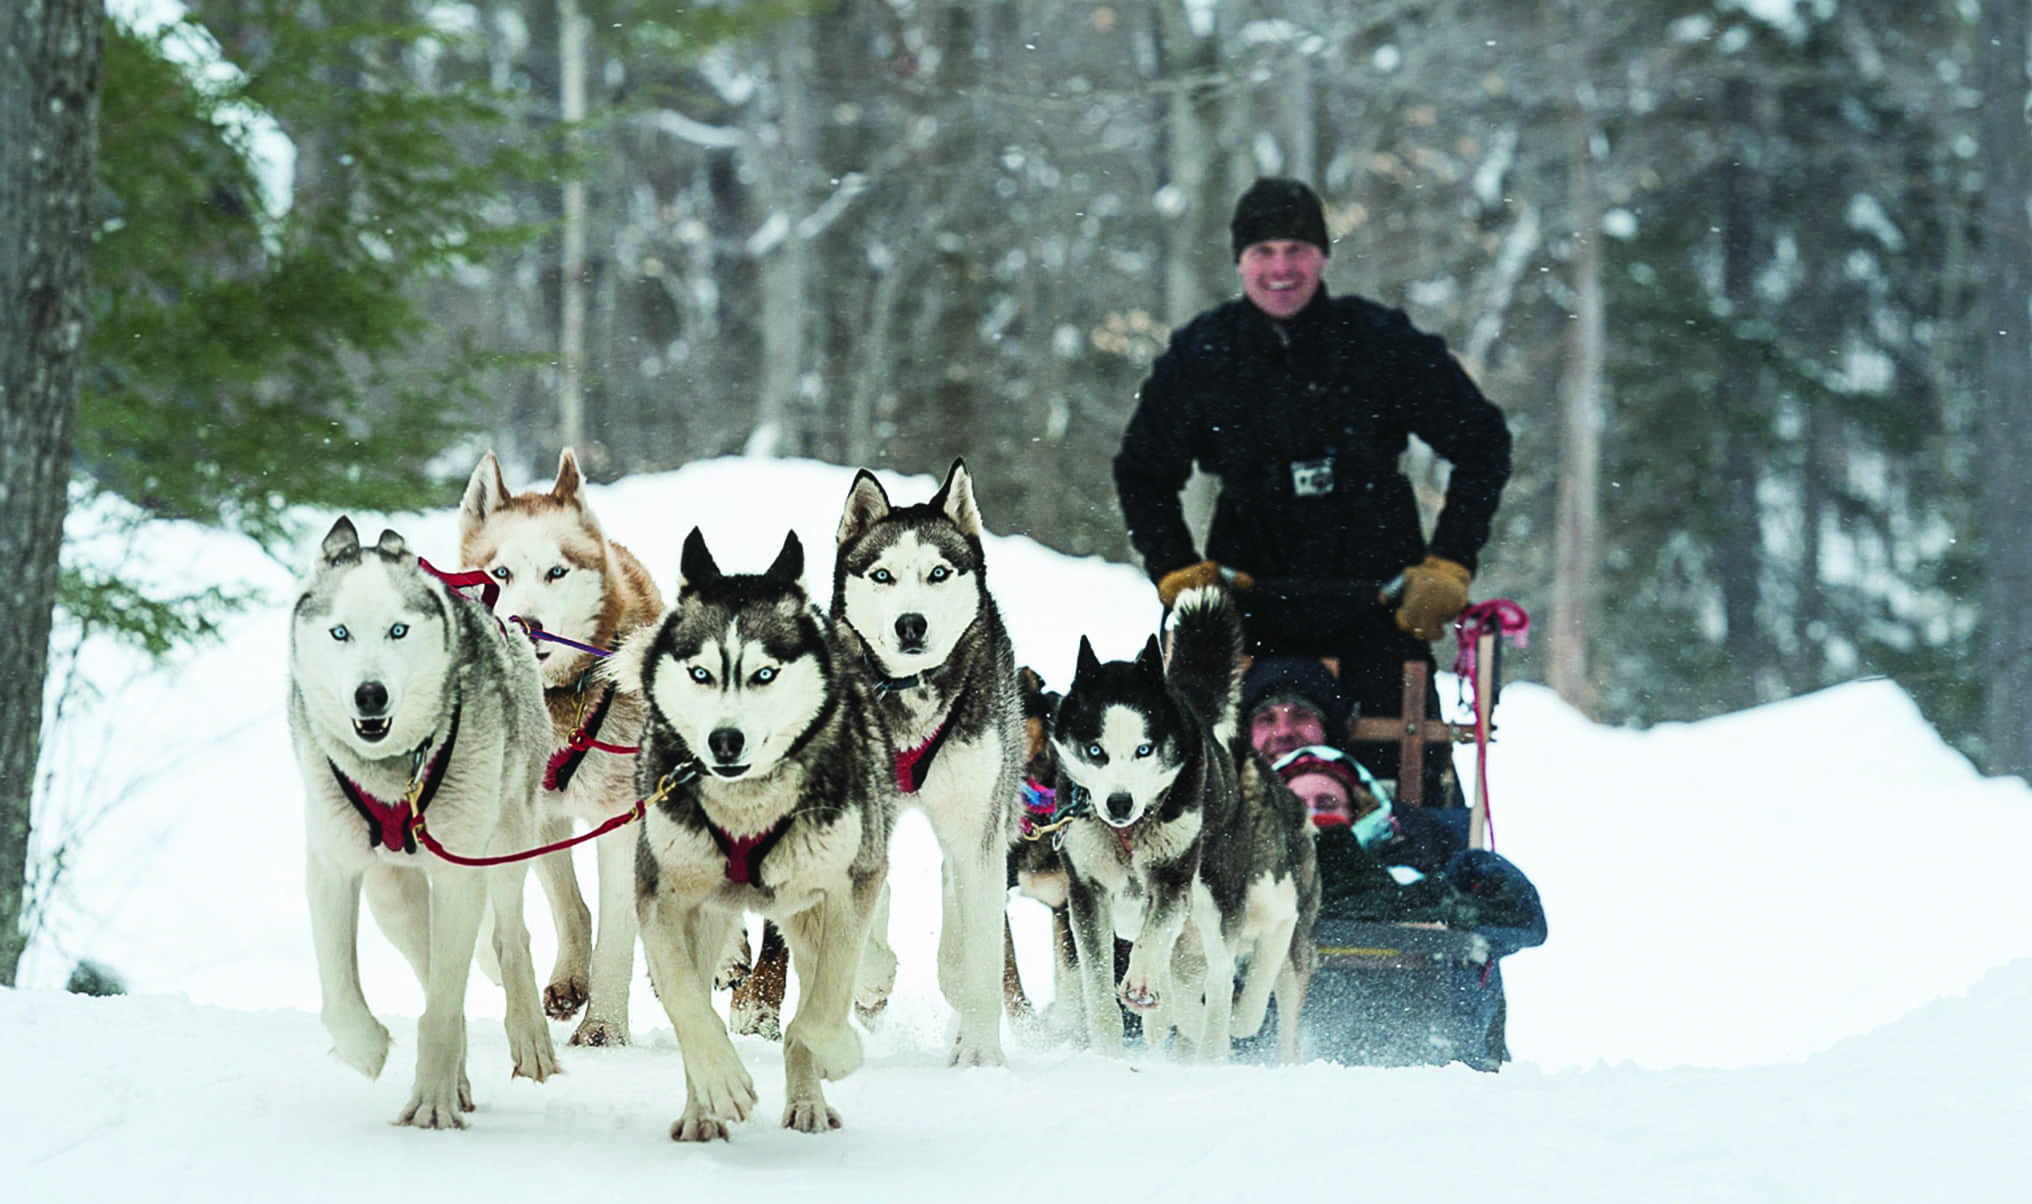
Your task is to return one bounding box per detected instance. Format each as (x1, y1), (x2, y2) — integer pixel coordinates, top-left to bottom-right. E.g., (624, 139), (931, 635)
(936, 839), (1010, 1067)
(487, 861), (560, 1082)
(640, 894), (753, 1141)
(572, 820), (639, 1046)
(1119, 874), (1192, 1021)
(778, 876), (880, 1133)
(398, 868), (488, 1129)
(1064, 873), (1123, 1054)
(306, 850), (388, 1079)
(531, 824), (593, 1020)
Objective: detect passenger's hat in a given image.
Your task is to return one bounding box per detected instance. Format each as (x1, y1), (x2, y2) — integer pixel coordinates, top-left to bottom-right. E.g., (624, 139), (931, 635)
(1230, 177), (1331, 261)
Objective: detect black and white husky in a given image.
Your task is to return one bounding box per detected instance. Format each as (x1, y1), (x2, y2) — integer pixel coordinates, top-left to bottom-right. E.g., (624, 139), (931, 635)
(833, 460), (1025, 1067)
(1051, 586), (1319, 1062)
(287, 518), (558, 1128)
(609, 529), (893, 1140)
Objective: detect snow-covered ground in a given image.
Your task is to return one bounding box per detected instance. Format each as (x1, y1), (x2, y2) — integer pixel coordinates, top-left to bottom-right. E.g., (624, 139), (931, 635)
(10, 456), (2030, 1201)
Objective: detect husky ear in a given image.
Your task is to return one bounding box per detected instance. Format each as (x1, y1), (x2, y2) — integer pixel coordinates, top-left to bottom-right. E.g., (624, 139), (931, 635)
(600, 622), (656, 696)
(552, 448), (584, 503)
(931, 458), (983, 538)
(375, 529), (408, 560)
(837, 469), (890, 547)
(321, 516), (362, 564)
(678, 527), (721, 591)
(764, 531), (804, 586)
(1074, 635), (1102, 684)
(459, 451), (510, 539)
(1135, 633), (1165, 677)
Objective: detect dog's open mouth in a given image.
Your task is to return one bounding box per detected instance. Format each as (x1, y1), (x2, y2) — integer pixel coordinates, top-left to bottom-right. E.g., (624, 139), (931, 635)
(353, 717), (392, 743)
(710, 763), (749, 779)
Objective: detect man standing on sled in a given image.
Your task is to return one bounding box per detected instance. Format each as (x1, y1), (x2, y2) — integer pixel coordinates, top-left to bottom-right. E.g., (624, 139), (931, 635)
(1113, 176), (1513, 808)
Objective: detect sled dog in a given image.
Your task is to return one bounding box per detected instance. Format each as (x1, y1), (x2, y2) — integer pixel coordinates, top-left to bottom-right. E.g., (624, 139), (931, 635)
(610, 529), (893, 1139)
(1004, 666), (1085, 1032)
(458, 448), (664, 1046)
(1050, 586), (1318, 1061)
(833, 460), (1024, 1066)
(287, 517), (558, 1128)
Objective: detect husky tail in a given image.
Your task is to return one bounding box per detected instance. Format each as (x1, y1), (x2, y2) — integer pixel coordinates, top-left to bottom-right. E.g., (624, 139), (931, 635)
(1164, 585), (1245, 747)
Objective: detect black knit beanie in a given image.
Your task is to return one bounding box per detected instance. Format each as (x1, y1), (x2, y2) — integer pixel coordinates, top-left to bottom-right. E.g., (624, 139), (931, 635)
(1230, 177), (1331, 261)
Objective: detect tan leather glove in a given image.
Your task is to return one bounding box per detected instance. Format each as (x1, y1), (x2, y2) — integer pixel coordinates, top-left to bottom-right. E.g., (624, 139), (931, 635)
(1391, 555), (1472, 640)
(1156, 560), (1254, 609)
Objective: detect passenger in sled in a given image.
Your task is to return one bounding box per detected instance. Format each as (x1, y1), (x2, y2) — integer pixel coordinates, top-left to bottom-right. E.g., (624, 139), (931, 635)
(1116, 176), (1543, 1070)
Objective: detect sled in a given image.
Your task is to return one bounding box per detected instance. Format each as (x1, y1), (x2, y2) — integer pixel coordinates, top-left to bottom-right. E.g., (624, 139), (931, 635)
(1239, 579), (1530, 1070)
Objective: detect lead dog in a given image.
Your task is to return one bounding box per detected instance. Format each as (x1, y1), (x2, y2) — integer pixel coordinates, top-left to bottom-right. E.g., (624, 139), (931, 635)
(1050, 585), (1317, 1061)
(288, 517), (558, 1127)
(610, 529), (893, 1139)
(458, 448), (664, 1046)
(833, 460), (1024, 1066)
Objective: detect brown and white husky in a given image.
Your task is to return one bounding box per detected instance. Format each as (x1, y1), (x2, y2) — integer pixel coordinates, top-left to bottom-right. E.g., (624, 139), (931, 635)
(459, 448), (664, 1046)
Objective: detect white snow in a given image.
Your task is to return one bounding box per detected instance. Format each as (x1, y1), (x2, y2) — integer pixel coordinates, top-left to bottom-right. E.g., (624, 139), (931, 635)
(10, 455), (2030, 1201)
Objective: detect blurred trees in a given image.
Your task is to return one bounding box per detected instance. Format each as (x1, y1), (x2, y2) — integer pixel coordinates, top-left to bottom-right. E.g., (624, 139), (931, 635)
(63, 0), (2031, 772)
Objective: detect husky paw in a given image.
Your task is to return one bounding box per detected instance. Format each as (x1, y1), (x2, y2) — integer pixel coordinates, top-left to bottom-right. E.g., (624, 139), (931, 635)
(782, 1096), (843, 1134)
(729, 998), (782, 1041)
(509, 1019), (560, 1082)
(326, 1011), (392, 1080)
(685, 1043), (759, 1128)
(543, 976), (589, 1021)
(671, 1110), (734, 1143)
(790, 1022), (863, 1082)
(570, 1016), (630, 1047)
(1118, 979), (1163, 1016)
(396, 1078), (469, 1130)
(715, 929), (754, 991)
(947, 1030), (1008, 1069)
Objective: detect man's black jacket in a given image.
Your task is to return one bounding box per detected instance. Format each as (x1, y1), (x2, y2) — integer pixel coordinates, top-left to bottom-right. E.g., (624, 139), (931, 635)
(1115, 286), (1512, 588)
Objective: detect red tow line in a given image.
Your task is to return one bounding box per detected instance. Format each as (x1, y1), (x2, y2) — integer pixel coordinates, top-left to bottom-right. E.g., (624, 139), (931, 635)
(405, 555), (648, 865)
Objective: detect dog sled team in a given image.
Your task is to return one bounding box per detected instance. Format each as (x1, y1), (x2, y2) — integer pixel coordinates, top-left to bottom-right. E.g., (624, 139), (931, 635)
(288, 451), (1334, 1137)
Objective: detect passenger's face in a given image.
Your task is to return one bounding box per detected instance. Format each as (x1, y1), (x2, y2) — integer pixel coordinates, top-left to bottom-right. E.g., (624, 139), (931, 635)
(1238, 239), (1325, 320)
(1250, 702), (1327, 759)
(1287, 771), (1353, 826)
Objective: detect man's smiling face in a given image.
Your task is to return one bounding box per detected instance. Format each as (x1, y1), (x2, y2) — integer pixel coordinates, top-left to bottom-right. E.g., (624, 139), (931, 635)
(1238, 238), (1325, 321)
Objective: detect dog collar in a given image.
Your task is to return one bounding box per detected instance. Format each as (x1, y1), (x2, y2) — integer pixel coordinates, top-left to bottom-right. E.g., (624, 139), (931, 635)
(328, 703), (462, 854)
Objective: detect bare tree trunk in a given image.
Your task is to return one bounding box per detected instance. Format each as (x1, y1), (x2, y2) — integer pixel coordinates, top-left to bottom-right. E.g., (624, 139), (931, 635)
(1715, 75), (1766, 710)
(749, 20), (815, 457)
(557, 0), (589, 458)
(1979, 1), (2032, 779)
(1548, 70), (1603, 715)
(0, 0), (102, 985)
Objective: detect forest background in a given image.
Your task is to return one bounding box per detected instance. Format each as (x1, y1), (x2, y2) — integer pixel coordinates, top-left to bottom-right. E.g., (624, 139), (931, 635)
(6, 0), (2032, 981)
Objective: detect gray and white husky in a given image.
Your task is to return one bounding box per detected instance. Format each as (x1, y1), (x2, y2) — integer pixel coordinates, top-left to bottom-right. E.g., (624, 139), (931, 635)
(287, 517), (558, 1128)
(833, 460), (1024, 1067)
(1050, 585), (1318, 1062)
(608, 529), (893, 1140)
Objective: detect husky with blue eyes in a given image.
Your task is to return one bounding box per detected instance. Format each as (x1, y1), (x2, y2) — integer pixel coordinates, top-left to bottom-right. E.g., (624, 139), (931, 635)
(1050, 585), (1319, 1063)
(286, 516), (557, 1128)
(606, 528), (894, 1140)
(459, 448), (665, 1048)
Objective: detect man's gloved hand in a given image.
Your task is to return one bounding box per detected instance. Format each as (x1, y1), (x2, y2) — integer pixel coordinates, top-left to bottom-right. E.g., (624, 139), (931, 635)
(1156, 560), (1254, 609)
(1390, 555), (1472, 640)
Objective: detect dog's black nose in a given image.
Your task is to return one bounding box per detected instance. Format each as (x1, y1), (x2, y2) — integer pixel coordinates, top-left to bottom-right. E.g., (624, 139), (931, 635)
(355, 681), (389, 715)
(1105, 793), (1136, 824)
(895, 613), (927, 648)
(708, 727), (746, 764)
